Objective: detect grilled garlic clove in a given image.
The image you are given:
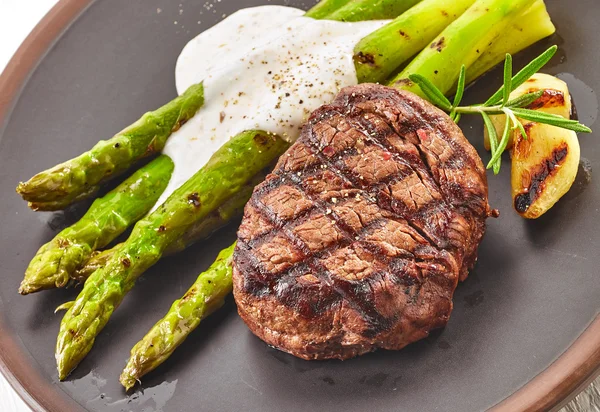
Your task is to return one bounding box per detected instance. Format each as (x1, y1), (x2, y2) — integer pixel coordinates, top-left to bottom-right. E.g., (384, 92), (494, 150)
(484, 73), (572, 151)
(503, 73), (580, 219)
(511, 123), (580, 219)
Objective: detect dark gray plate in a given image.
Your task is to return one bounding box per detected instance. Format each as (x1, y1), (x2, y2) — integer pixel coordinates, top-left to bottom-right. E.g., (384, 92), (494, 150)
(0, 0), (599, 411)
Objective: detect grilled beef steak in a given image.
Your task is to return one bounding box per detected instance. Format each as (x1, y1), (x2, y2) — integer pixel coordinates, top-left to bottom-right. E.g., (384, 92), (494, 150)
(233, 84), (492, 360)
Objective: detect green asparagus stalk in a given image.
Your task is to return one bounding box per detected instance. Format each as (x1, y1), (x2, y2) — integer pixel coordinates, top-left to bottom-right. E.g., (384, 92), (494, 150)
(18, 156), (174, 295)
(55, 131), (287, 380)
(72, 172), (261, 283)
(166, 172), (262, 255)
(327, 0), (422, 22)
(16, 83), (204, 208)
(354, 0), (476, 84)
(389, 0), (536, 98)
(466, 0), (555, 83)
(305, 0), (354, 19)
(119, 243), (236, 390)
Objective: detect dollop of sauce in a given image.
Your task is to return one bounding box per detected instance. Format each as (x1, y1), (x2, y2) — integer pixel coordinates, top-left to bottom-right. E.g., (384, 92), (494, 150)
(154, 6), (388, 208)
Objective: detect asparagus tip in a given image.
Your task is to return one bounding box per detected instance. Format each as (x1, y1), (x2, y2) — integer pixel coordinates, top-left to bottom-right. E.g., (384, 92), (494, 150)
(56, 342), (82, 382)
(17, 283), (32, 295)
(15, 179), (42, 201)
(18, 279), (49, 295)
(15, 182), (25, 195)
(55, 327), (82, 382)
(19, 264), (71, 295)
(56, 357), (70, 382)
(119, 369), (139, 391)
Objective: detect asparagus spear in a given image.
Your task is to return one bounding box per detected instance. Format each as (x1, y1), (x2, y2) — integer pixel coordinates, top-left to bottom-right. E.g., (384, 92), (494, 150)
(305, 0), (354, 19)
(28, 187), (102, 212)
(119, 243), (235, 390)
(389, 0), (536, 98)
(466, 0), (555, 83)
(327, 0), (422, 22)
(73, 172), (261, 283)
(16, 83), (204, 208)
(354, 0), (476, 84)
(19, 156), (174, 295)
(166, 172), (262, 255)
(55, 131), (287, 380)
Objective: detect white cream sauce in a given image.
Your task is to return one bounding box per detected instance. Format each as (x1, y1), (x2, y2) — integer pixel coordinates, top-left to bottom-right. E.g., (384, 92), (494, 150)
(154, 6), (388, 208)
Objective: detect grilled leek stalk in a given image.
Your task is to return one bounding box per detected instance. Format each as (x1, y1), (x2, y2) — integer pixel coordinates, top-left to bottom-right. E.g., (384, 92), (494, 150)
(467, 0), (556, 83)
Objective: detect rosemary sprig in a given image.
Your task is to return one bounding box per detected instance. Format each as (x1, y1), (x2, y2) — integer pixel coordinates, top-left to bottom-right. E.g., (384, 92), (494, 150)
(408, 45), (592, 174)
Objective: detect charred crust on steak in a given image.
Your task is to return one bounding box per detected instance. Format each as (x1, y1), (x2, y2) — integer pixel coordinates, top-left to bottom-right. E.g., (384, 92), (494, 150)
(233, 84), (491, 360)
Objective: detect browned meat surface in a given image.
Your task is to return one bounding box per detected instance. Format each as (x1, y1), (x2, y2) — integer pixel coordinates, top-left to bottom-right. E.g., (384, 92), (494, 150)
(233, 84), (492, 360)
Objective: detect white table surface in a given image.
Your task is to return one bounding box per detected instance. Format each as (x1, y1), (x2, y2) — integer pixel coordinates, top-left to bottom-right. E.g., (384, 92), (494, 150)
(0, 1), (599, 411)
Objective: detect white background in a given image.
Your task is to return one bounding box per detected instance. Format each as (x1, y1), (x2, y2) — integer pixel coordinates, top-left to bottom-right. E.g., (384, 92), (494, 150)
(0, 0), (598, 411)
(0, 3), (57, 411)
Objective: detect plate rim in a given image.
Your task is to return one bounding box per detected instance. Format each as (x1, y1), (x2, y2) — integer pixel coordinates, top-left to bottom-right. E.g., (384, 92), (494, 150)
(0, 1), (598, 411)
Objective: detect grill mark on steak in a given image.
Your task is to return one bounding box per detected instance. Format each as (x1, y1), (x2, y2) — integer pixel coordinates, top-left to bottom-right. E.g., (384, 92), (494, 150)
(300, 118), (447, 249)
(347, 90), (485, 215)
(243, 99), (467, 292)
(243, 169), (457, 330)
(349, 110), (441, 186)
(233, 84), (490, 360)
(248, 170), (407, 329)
(334, 89), (447, 185)
(324, 103), (467, 250)
(336, 89), (488, 274)
(291, 157), (442, 257)
(243, 171), (451, 330)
